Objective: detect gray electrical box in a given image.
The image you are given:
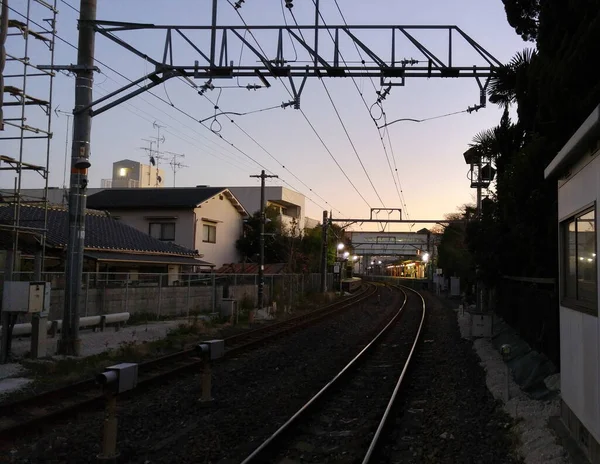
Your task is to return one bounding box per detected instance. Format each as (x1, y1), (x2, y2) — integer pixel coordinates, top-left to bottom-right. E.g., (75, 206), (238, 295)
(201, 339), (225, 360)
(105, 363), (138, 394)
(2, 281), (51, 313)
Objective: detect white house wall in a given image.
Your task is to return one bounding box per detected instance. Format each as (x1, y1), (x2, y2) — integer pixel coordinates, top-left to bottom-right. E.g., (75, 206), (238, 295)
(193, 194), (243, 267)
(557, 150), (600, 443)
(102, 209), (196, 251)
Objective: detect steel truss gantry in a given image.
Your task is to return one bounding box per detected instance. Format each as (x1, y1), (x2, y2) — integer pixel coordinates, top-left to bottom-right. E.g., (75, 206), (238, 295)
(83, 17), (501, 116)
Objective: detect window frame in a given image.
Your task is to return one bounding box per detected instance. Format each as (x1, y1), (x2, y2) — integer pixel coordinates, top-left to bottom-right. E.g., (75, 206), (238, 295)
(202, 223), (216, 244)
(149, 222), (176, 241)
(561, 203), (597, 316)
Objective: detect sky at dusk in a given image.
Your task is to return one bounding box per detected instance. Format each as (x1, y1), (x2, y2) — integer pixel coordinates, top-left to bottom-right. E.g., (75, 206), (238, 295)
(2, 0), (527, 230)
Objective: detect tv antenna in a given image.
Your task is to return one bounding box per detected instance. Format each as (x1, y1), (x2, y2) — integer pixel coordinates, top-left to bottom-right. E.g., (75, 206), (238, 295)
(164, 151), (188, 187)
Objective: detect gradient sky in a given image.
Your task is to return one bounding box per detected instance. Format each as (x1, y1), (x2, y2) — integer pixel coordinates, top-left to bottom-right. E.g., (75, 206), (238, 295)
(3, 0), (526, 231)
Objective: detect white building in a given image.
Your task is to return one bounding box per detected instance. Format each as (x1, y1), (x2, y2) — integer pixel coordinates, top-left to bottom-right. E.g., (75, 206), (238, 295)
(545, 103), (600, 461)
(87, 187), (247, 268)
(229, 186), (306, 233)
(101, 159), (165, 188)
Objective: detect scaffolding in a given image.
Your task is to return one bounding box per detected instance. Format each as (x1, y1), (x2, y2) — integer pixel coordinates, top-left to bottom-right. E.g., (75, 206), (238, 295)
(0, 0), (57, 270)
(0, 0), (57, 363)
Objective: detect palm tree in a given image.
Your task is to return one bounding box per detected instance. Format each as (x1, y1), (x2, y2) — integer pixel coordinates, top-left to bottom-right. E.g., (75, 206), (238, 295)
(470, 109), (524, 175)
(488, 48), (537, 109)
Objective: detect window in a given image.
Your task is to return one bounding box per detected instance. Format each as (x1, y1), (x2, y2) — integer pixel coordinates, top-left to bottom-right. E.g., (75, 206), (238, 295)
(203, 224), (216, 243)
(562, 207), (597, 314)
(149, 222), (175, 241)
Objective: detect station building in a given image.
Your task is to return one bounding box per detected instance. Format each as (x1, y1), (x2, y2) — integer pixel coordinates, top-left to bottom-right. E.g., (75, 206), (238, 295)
(545, 103), (600, 462)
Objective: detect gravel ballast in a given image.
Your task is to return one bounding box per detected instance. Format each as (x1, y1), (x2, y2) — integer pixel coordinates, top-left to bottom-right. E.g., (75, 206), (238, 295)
(6, 285), (402, 463)
(379, 291), (523, 464)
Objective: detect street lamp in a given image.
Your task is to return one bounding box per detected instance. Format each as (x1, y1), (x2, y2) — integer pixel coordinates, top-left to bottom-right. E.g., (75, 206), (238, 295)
(337, 243), (345, 251)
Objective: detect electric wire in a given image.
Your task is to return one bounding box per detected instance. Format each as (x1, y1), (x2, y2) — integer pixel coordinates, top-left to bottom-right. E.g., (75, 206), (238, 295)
(310, 1), (410, 219)
(49, 0), (344, 214)
(282, 8), (372, 209)
(196, 92), (340, 214)
(329, 0), (414, 221)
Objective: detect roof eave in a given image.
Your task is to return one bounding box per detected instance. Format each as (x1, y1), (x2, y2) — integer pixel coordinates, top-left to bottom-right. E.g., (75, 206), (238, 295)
(545, 104), (600, 179)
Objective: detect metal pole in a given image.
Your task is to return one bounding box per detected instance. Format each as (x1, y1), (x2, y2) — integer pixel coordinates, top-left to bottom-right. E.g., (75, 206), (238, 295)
(250, 170), (278, 310)
(0, 0), (9, 130)
(210, 0), (217, 67)
(258, 171), (265, 309)
(320, 210), (328, 292)
(60, 0), (97, 356)
(0, 250), (14, 363)
(476, 158), (482, 313)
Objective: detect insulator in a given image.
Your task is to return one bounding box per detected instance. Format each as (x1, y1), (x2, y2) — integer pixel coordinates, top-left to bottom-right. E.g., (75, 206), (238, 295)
(285, 0), (293, 9)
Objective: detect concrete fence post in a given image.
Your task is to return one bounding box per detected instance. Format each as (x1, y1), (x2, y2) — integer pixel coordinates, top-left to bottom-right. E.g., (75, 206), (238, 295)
(187, 276), (191, 320)
(125, 274), (129, 314)
(157, 274), (163, 320)
(84, 274), (89, 317)
(211, 273), (216, 314)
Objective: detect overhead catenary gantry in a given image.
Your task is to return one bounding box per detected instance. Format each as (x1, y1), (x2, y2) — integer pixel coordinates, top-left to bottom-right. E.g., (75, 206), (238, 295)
(83, 1), (501, 116)
(51, 0), (502, 355)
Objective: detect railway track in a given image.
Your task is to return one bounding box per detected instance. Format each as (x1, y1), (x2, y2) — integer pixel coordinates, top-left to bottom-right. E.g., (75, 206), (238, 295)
(240, 284), (426, 464)
(0, 283), (377, 441)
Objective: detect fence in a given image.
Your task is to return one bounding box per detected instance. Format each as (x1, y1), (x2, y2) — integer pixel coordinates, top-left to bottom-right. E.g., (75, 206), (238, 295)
(495, 276), (560, 369)
(0, 272), (334, 321)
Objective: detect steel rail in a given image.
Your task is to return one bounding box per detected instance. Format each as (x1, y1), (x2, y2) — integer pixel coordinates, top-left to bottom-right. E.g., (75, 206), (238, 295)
(240, 283), (424, 464)
(362, 284), (426, 463)
(0, 283), (376, 440)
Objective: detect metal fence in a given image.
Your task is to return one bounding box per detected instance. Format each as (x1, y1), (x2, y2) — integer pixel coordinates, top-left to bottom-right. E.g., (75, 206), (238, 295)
(0, 272), (334, 321)
(494, 277), (560, 369)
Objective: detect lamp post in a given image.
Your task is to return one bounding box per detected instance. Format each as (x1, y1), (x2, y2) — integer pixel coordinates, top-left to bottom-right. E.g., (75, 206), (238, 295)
(463, 147), (496, 313)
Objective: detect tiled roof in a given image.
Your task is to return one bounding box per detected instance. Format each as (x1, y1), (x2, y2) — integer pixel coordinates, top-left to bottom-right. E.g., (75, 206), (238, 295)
(88, 187), (228, 209)
(216, 263), (288, 274)
(0, 204), (199, 257)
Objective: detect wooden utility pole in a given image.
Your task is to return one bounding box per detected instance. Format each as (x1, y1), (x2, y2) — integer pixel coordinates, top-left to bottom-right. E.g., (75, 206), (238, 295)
(249, 170), (278, 311)
(60, 0), (97, 356)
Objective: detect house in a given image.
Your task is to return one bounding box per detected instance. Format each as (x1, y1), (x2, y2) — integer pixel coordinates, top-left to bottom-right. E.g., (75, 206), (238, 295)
(0, 203), (212, 285)
(229, 186), (306, 234)
(544, 103), (600, 462)
(87, 187), (247, 268)
(101, 159), (165, 188)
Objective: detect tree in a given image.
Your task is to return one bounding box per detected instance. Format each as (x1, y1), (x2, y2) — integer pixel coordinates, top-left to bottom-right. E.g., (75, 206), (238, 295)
(236, 206), (286, 265)
(502, 0), (541, 42)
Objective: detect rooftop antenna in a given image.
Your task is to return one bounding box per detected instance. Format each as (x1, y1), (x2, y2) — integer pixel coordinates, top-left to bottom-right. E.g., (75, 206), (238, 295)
(164, 151), (188, 187)
(151, 121), (167, 186)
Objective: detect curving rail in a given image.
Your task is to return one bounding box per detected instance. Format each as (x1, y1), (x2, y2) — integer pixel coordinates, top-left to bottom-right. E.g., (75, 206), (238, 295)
(240, 283), (426, 464)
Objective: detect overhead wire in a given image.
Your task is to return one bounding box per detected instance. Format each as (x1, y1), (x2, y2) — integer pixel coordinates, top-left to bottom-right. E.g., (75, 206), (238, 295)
(52, 0), (344, 214)
(226, 1), (370, 210)
(196, 92), (339, 213)
(330, 0), (413, 222)
(311, 1), (411, 220)
(282, 7), (372, 209)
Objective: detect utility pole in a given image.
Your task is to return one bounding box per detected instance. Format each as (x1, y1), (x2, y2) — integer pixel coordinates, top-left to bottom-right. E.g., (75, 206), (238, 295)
(60, 0), (97, 356)
(320, 210), (328, 293)
(250, 170), (278, 311)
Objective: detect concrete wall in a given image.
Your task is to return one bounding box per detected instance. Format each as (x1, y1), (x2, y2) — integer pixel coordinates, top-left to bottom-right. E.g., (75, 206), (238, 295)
(557, 146), (600, 444)
(193, 194), (243, 267)
(46, 284), (263, 319)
